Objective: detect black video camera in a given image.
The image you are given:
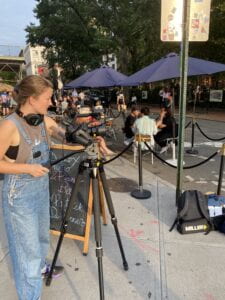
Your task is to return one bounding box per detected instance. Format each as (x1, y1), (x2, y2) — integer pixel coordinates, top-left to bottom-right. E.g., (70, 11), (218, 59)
(65, 121), (107, 148)
(65, 123), (92, 147)
(83, 123), (106, 137)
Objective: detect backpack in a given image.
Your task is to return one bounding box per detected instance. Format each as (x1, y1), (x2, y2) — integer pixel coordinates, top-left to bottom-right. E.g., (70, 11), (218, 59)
(170, 190), (213, 234)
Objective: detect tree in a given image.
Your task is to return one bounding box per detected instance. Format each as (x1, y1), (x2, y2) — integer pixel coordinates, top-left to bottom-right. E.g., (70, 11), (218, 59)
(189, 0), (225, 63)
(26, 0), (112, 80)
(26, 0), (225, 80)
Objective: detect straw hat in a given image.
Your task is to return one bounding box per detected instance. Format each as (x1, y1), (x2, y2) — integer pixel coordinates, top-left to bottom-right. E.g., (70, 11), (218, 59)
(0, 83), (14, 92)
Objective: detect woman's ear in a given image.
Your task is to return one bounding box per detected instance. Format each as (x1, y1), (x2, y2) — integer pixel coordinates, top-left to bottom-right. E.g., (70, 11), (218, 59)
(28, 95), (33, 105)
(29, 95), (37, 107)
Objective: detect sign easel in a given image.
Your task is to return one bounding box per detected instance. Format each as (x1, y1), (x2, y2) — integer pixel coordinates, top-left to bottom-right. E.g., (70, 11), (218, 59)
(50, 144), (107, 255)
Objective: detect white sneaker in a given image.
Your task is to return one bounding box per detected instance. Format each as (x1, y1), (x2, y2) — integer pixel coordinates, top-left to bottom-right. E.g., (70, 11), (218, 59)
(160, 146), (168, 154)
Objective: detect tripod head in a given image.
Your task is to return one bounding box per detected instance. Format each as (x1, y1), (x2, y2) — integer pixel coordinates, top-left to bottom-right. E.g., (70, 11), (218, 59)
(64, 120), (103, 162)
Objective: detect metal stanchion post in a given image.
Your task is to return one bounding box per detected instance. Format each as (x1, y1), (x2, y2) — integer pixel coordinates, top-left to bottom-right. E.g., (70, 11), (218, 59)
(186, 117), (198, 154)
(217, 144), (225, 196)
(131, 134), (151, 199)
(166, 118), (180, 167)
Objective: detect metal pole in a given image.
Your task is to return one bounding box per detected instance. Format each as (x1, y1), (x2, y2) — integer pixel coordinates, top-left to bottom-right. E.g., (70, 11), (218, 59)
(176, 0), (191, 204)
(217, 144), (225, 196)
(186, 117), (198, 154)
(131, 136), (151, 199)
(191, 119), (195, 148)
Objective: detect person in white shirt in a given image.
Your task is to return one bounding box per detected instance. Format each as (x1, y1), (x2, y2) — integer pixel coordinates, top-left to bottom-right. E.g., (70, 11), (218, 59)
(133, 106), (159, 150)
(159, 86), (172, 110)
(61, 95), (68, 114)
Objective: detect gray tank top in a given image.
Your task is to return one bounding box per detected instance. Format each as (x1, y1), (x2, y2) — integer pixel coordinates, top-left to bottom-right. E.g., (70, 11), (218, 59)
(6, 112), (51, 163)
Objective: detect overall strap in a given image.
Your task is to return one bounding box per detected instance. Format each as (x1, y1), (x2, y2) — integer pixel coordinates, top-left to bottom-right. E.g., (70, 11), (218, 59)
(6, 114), (32, 145)
(41, 120), (51, 150)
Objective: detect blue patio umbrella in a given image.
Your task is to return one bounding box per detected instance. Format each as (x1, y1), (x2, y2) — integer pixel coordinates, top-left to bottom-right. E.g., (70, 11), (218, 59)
(120, 53), (225, 86)
(64, 65), (128, 89)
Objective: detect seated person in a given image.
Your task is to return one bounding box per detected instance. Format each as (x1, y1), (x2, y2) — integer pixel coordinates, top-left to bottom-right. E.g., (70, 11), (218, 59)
(75, 106), (115, 157)
(94, 100), (103, 110)
(133, 106), (158, 150)
(94, 100), (105, 120)
(154, 107), (178, 153)
(123, 106), (140, 145)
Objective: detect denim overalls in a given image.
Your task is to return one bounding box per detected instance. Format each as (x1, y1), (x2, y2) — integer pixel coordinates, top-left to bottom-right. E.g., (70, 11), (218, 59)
(2, 114), (50, 300)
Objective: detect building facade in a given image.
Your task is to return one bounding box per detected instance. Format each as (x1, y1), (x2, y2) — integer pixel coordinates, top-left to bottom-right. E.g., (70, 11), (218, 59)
(102, 53), (117, 70)
(23, 44), (47, 76)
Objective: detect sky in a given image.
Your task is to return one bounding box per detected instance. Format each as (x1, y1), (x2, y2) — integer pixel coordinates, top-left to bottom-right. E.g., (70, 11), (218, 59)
(0, 0), (38, 48)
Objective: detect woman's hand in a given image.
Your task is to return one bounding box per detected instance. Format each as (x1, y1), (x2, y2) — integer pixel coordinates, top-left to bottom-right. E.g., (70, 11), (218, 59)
(27, 164), (49, 177)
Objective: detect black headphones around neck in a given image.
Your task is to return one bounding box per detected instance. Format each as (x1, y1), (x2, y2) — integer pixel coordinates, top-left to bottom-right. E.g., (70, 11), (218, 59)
(16, 109), (44, 126)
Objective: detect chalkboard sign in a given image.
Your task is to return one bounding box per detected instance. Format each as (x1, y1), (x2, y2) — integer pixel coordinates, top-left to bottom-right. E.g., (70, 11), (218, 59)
(49, 144), (107, 254)
(49, 145), (89, 237)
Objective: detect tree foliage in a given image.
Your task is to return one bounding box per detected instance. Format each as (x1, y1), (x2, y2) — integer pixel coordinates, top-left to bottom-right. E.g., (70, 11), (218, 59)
(26, 0), (112, 79)
(25, 0), (225, 79)
(190, 0), (225, 62)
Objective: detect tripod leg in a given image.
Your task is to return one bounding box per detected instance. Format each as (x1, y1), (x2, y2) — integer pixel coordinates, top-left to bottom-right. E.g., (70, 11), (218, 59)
(46, 168), (84, 286)
(99, 165), (129, 271)
(92, 168), (105, 300)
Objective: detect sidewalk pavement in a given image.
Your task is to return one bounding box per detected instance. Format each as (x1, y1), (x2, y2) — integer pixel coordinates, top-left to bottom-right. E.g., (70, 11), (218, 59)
(1, 157), (225, 300)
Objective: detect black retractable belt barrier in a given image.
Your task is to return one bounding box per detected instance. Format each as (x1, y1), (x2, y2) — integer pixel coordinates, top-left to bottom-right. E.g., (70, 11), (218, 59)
(185, 120), (191, 129)
(217, 144), (225, 196)
(186, 117), (198, 155)
(196, 122), (225, 141)
(131, 134), (151, 199)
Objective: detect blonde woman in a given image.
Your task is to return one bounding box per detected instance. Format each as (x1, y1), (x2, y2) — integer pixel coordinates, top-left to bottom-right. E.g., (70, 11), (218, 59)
(0, 75), (65, 300)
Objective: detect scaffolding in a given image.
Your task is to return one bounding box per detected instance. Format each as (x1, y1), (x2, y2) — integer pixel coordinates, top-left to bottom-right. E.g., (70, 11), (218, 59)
(0, 45), (25, 83)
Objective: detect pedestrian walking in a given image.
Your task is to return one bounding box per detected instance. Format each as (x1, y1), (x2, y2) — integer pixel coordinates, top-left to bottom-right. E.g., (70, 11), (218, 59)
(0, 91), (10, 116)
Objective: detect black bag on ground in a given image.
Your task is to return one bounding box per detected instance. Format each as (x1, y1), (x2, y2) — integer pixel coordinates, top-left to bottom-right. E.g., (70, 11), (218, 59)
(170, 190), (213, 234)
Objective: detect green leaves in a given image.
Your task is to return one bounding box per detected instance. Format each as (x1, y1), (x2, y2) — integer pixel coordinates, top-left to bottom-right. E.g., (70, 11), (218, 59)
(26, 0), (225, 80)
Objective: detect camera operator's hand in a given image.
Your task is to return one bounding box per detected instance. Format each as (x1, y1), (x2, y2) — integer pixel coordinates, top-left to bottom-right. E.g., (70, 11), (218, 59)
(27, 164), (49, 177)
(88, 120), (101, 127)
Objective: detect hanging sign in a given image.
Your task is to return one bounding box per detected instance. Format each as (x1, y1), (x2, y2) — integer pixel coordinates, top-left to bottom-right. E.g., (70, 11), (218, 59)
(161, 0), (211, 42)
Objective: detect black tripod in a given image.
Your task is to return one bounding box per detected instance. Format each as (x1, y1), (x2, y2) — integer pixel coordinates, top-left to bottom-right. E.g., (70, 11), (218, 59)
(46, 146), (128, 300)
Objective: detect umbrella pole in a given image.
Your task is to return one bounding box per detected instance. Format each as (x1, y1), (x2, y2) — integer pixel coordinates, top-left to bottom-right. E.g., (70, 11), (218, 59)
(176, 0), (191, 205)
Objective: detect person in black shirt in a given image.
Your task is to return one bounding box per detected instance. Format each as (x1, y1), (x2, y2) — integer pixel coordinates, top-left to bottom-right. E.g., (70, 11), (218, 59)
(154, 107), (178, 153)
(123, 106), (140, 144)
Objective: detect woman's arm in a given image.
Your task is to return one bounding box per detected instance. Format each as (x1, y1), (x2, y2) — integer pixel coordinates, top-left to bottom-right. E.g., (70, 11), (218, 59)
(156, 111), (167, 128)
(45, 115), (66, 142)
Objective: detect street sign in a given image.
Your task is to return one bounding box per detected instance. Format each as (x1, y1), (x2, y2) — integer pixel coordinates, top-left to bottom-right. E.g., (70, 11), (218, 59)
(161, 0), (211, 42)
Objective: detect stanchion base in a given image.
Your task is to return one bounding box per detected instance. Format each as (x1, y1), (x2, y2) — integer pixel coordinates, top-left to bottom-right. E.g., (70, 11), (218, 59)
(131, 189), (151, 199)
(186, 149), (198, 155)
(166, 159), (185, 167)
